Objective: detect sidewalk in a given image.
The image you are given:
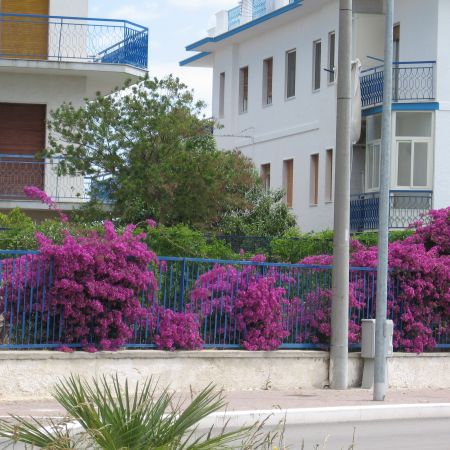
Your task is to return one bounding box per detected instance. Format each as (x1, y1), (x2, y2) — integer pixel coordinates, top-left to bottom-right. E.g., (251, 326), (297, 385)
(1, 388), (450, 419)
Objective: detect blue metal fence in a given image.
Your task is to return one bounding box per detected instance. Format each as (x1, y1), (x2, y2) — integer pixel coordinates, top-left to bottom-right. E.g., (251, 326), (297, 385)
(0, 252), (448, 350)
(361, 61), (435, 108)
(0, 13), (148, 69)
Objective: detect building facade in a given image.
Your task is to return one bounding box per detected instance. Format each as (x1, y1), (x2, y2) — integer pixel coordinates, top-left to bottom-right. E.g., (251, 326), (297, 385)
(0, 0), (148, 219)
(181, 0), (449, 232)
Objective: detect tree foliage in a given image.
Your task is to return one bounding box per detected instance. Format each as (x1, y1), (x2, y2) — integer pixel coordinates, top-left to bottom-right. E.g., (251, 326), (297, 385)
(46, 76), (258, 228)
(218, 186), (297, 237)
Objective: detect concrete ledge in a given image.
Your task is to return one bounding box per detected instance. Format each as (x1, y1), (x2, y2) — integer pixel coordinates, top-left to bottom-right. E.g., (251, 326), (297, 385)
(0, 350), (448, 401)
(202, 403), (450, 428)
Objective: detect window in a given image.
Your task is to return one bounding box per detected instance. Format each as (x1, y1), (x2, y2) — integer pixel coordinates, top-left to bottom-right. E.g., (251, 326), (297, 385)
(286, 50), (296, 99)
(219, 72), (225, 118)
(396, 112), (432, 137)
(325, 149), (333, 202)
(261, 163), (271, 191)
(366, 143), (381, 191)
(394, 112), (432, 189)
(262, 57), (273, 106)
(239, 66), (249, 113)
(328, 32), (336, 84)
(310, 154), (319, 205)
(283, 159), (294, 207)
(313, 40), (322, 91)
(396, 141), (430, 188)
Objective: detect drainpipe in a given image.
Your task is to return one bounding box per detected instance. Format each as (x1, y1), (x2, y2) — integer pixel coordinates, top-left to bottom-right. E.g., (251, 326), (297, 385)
(374, 0), (394, 402)
(330, 0), (352, 390)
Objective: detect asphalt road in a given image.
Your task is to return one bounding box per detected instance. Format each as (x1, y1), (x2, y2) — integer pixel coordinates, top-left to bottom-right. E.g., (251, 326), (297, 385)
(1, 418), (449, 449)
(281, 418), (450, 450)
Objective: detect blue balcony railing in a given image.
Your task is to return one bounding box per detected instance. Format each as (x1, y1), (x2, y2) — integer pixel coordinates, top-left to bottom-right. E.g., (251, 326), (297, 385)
(361, 61), (435, 108)
(0, 13), (148, 69)
(227, 0), (297, 31)
(350, 190), (433, 232)
(228, 6), (241, 30)
(0, 154), (94, 204)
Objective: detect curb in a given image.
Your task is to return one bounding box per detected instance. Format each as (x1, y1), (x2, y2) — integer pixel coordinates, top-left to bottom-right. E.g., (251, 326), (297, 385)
(198, 403), (450, 428)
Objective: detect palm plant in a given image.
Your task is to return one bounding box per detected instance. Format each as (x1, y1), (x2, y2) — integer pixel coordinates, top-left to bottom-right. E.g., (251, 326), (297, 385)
(0, 374), (284, 449)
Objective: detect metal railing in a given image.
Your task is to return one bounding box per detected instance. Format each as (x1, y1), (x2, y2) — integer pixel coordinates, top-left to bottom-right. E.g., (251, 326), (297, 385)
(0, 13), (148, 69)
(227, 6), (241, 30)
(360, 61), (435, 107)
(227, 0), (296, 31)
(1, 252), (448, 350)
(350, 190), (433, 232)
(0, 154), (89, 203)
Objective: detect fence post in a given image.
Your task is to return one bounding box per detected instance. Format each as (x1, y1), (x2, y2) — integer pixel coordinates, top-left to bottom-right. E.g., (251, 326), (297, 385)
(179, 258), (186, 311)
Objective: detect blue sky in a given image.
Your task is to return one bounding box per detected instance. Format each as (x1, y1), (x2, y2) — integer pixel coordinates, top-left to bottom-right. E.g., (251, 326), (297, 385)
(91, 0), (237, 113)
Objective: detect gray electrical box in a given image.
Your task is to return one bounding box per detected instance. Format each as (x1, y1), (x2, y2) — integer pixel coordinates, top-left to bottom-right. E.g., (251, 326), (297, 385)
(361, 319), (394, 358)
(361, 319), (394, 389)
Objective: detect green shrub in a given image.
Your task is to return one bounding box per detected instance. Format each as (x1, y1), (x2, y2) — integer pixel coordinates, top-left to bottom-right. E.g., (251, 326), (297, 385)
(146, 224), (236, 259)
(270, 228), (334, 263)
(352, 230), (413, 247)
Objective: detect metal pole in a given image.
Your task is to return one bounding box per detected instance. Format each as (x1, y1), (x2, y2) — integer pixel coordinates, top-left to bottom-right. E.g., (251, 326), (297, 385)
(330, 0), (352, 390)
(374, 0), (394, 402)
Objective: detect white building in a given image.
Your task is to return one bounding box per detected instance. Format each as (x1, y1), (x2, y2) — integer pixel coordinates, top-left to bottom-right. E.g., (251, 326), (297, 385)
(181, 0), (449, 232)
(0, 0), (148, 220)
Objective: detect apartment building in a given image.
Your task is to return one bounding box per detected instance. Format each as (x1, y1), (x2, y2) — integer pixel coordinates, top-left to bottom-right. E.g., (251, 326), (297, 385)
(0, 0), (148, 219)
(181, 0), (449, 232)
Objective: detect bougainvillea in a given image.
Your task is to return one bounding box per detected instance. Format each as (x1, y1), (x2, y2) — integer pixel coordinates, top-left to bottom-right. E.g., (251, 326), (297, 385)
(297, 208), (450, 353)
(0, 221), (159, 351)
(189, 255), (289, 351)
(24, 186), (69, 223)
(155, 309), (203, 351)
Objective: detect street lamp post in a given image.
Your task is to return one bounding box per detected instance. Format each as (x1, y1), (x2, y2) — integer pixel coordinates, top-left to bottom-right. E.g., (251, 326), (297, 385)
(330, 0), (352, 390)
(374, 0), (394, 401)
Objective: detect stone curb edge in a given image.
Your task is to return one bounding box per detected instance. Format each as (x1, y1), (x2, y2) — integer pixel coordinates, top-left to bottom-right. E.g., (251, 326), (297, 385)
(199, 403), (450, 428)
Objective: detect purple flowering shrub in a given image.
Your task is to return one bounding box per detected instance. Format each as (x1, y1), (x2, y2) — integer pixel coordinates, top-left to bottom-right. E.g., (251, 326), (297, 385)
(298, 208), (450, 353)
(0, 221), (159, 351)
(189, 255), (289, 351)
(155, 309), (203, 351)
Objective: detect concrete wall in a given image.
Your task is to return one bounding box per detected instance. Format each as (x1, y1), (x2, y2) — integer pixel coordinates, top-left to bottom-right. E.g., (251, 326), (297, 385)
(0, 350), (448, 401)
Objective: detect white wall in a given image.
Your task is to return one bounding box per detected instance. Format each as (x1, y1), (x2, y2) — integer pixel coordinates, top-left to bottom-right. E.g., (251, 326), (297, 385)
(353, 13), (385, 68)
(394, 0), (438, 63)
(49, 0), (89, 17)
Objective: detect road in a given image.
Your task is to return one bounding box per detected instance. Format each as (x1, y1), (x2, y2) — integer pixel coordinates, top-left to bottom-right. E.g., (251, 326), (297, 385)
(1, 417), (449, 449)
(280, 418), (450, 449)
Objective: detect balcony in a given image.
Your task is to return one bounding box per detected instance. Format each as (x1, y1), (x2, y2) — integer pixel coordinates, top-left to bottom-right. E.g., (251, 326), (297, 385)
(0, 154), (96, 209)
(350, 190), (433, 232)
(0, 13), (148, 70)
(360, 61), (435, 108)
(225, 0), (297, 32)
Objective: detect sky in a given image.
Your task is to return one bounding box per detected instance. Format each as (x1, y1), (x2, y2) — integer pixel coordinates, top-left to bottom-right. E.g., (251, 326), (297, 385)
(91, 0), (237, 113)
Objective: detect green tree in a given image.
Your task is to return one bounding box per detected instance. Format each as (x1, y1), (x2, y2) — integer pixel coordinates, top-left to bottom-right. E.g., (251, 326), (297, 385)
(219, 186), (297, 237)
(46, 76), (257, 228)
